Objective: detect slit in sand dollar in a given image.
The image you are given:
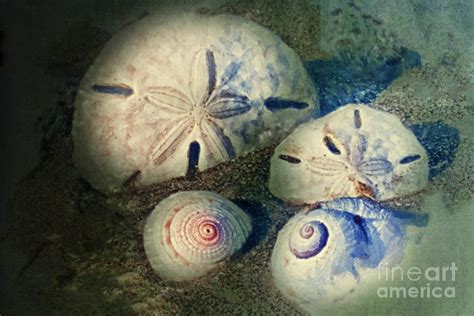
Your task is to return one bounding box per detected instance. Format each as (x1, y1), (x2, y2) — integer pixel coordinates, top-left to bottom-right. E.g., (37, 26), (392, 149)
(72, 12), (317, 193)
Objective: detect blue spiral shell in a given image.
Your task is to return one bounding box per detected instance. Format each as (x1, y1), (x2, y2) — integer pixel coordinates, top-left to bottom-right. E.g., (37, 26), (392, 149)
(271, 197), (428, 309)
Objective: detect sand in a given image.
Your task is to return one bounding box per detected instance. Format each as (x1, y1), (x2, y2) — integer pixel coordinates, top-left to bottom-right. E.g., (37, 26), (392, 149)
(1, 0), (472, 315)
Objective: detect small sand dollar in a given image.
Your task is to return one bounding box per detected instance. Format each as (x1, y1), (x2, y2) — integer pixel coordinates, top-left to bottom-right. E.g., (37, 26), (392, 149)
(143, 191), (252, 281)
(269, 104), (428, 204)
(72, 12), (317, 192)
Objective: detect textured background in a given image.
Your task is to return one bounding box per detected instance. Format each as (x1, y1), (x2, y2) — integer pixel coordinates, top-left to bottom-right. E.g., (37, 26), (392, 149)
(0, 0), (472, 314)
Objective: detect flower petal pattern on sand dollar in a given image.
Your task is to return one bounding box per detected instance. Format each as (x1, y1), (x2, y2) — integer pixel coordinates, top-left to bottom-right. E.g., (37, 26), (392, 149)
(269, 104), (428, 204)
(73, 13), (317, 192)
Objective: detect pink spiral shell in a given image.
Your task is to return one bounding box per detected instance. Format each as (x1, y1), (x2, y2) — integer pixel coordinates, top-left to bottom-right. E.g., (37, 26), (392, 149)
(143, 191), (252, 281)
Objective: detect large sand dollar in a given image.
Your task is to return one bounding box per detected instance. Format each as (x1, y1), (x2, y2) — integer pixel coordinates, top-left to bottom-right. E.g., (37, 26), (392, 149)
(73, 12), (317, 192)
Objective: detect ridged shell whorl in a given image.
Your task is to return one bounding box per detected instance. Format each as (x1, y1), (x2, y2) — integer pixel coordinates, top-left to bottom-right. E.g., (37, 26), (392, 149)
(269, 104), (429, 204)
(271, 198), (418, 308)
(144, 191), (252, 281)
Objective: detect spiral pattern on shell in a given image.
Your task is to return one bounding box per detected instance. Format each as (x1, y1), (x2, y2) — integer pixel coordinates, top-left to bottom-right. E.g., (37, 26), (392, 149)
(271, 198), (427, 309)
(143, 191), (252, 281)
(289, 220), (329, 259)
